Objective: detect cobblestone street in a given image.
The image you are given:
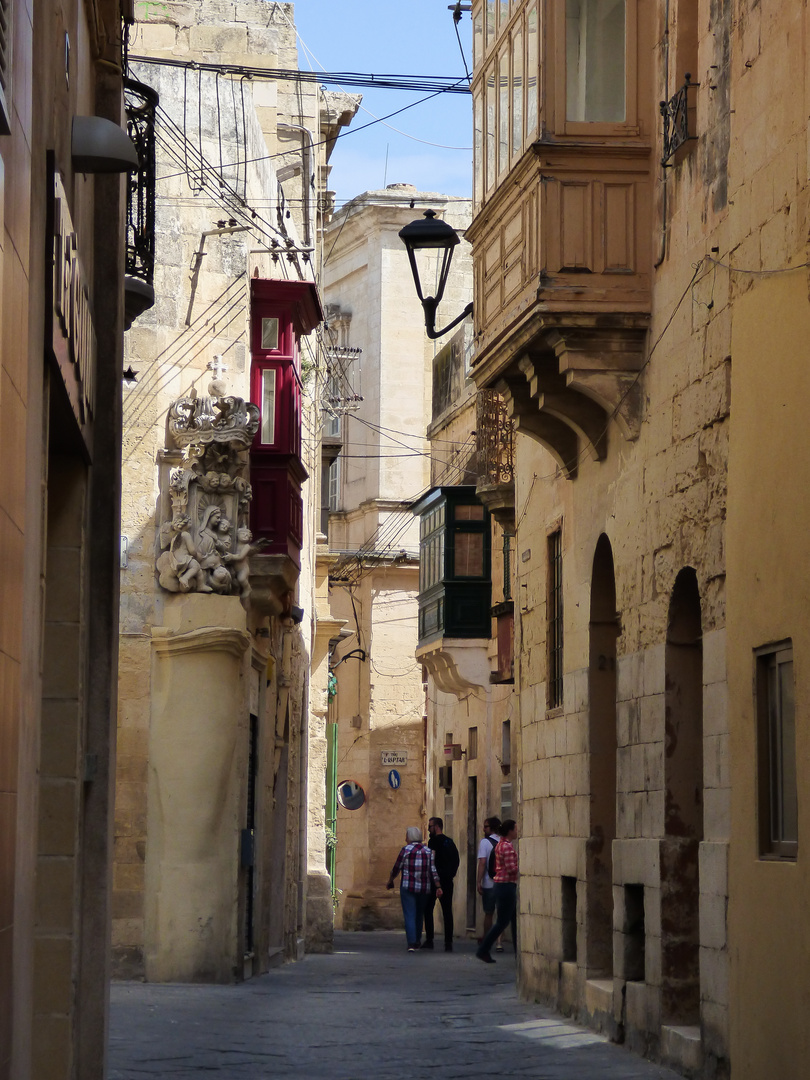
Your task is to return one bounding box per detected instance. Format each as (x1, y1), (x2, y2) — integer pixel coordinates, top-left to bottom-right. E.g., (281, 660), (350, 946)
(109, 932), (683, 1079)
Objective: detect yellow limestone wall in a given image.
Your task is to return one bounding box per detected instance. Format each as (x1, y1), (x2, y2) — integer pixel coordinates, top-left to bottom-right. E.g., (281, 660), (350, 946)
(145, 595), (251, 981)
(727, 273), (810, 1079)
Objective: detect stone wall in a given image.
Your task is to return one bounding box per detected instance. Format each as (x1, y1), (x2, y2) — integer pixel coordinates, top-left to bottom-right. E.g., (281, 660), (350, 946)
(114, 0), (326, 978)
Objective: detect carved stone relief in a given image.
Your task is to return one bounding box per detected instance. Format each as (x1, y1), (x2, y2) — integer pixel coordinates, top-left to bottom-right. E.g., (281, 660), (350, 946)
(156, 366), (267, 605)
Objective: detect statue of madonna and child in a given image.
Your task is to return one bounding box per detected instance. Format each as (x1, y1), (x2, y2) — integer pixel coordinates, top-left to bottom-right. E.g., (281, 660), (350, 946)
(155, 362), (268, 606)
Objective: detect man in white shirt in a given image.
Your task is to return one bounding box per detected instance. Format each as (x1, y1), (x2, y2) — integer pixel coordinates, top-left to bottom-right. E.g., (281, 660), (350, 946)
(476, 816), (504, 951)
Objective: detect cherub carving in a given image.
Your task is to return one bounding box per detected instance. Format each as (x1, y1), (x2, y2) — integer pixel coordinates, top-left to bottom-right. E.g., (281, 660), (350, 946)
(223, 527), (269, 606)
(156, 515), (210, 593)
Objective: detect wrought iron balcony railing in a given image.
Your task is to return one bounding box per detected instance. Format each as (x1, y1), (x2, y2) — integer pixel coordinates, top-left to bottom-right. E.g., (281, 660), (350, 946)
(475, 390), (514, 489)
(660, 75), (698, 166)
(124, 77), (159, 326)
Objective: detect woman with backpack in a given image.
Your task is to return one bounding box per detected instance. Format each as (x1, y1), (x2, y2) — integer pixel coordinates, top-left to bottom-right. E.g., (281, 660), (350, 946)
(475, 819), (518, 964)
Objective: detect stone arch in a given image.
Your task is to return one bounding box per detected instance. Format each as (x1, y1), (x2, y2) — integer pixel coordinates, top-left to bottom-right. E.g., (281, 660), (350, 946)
(662, 566), (703, 1023)
(586, 534), (619, 977)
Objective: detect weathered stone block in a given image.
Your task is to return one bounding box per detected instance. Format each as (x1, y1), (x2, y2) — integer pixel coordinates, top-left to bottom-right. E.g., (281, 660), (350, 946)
(698, 841), (728, 898)
(699, 893), (727, 951)
(703, 786), (730, 843)
(700, 946), (729, 1006)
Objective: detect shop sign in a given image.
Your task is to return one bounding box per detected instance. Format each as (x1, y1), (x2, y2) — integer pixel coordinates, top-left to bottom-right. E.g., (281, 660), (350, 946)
(52, 173), (96, 445)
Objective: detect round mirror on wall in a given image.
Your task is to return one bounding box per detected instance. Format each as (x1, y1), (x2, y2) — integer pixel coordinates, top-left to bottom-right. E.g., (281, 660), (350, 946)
(336, 779), (366, 811)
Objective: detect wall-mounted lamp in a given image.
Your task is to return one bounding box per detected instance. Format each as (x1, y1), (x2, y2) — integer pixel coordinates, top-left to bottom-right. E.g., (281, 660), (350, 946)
(398, 210), (473, 339)
(330, 648), (367, 670)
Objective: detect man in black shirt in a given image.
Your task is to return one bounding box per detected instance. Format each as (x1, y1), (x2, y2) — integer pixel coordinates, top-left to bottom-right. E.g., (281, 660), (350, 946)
(423, 816), (460, 951)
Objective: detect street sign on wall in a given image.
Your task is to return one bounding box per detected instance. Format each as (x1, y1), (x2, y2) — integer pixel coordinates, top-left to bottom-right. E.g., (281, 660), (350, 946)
(380, 751), (407, 767)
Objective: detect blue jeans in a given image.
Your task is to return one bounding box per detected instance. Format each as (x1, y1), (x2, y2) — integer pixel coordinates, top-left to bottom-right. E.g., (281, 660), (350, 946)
(477, 882), (517, 956)
(400, 888), (428, 947)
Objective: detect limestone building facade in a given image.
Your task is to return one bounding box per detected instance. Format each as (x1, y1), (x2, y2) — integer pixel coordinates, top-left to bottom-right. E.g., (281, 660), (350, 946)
(320, 186), (473, 930)
(1, 0), (135, 1075)
(113, 0), (357, 981)
(451, 0), (810, 1076)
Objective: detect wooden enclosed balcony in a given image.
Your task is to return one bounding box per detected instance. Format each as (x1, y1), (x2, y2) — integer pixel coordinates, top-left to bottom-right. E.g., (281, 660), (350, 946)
(468, 145), (650, 477)
(467, 0), (654, 475)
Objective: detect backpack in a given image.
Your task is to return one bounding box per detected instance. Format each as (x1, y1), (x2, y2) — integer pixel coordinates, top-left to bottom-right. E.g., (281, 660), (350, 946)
(487, 837), (499, 880)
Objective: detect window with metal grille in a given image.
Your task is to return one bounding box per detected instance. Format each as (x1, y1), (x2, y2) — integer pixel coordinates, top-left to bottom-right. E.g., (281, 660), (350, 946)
(756, 643), (797, 859)
(547, 528), (564, 708)
(468, 726), (478, 760)
(0, 0), (10, 136)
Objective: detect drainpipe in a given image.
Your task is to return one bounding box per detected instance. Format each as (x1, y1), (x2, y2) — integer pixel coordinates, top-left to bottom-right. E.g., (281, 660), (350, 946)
(277, 123), (316, 252)
(655, 0), (671, 268)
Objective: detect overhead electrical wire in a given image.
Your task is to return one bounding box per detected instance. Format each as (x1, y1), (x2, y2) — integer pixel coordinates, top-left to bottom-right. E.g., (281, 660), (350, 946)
(152, 75), (471, 184)
(129, 54), (470, 94)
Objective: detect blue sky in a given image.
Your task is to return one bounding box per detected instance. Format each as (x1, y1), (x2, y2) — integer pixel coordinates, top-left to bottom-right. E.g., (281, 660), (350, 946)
(291, 0), (473, 207)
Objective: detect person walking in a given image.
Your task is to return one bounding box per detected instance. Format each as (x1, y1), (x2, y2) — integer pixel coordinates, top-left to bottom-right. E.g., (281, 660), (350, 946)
(424, 817), (460, 951)
(476, 816), (505, 952)
(476, 819), (518, 964)
(386, 827), (442, 952)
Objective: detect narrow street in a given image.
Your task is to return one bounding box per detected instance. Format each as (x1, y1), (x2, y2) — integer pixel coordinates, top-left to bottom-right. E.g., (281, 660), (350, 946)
(109, 932), (683, 1079)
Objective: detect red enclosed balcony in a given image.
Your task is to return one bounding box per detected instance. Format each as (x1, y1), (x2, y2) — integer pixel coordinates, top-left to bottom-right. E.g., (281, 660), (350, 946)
(248, 278), (322, 613)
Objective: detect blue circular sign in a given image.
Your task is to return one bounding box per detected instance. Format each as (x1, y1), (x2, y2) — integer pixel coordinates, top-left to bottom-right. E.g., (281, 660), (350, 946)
(388, 769), (401, 789)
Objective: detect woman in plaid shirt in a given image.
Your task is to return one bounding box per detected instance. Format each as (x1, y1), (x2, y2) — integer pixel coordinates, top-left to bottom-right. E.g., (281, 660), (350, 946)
(386, 827), (443, 951)
(476, 819), (518, 963)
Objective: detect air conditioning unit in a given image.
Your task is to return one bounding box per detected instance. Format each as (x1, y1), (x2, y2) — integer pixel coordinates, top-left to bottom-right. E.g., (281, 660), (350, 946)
(438, 765), (452, 792)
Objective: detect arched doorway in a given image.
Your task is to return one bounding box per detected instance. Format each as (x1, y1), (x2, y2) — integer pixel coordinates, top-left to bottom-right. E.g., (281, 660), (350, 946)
(586, 535), (619, 976)
(662, 567), (703, 1023)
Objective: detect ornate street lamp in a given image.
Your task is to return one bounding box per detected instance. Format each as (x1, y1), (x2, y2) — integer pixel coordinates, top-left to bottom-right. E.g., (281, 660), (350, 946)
(398, 209), (473, 339)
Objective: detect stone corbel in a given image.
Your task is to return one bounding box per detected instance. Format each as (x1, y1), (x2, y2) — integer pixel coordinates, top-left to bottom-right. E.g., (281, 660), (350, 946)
(517, 354), (608, 461)
(416, 638), (491, 697)
(248, 553), (301, 617)
(495, 374), (579, 479)
(544, 325), (648, 441)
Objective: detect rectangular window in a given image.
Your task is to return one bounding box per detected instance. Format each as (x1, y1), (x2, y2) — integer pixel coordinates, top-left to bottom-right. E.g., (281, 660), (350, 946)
(327, 456), (341, 512)
(486, 65), (496, 190)
(502, 719), (511, 769)
(455, 504), (485, 521)
(473, 5), (483, 66)
(512, 28), (523, 158)
(547, 528), (563, 708)
(444, 793), (455, 838)
(260, 369), (276, 443)
(757, 644), (798, 859)
(468, 726), (478, 760)
(261, 317), (279, 351)
(498, 50), (509, 174)
(500, 782), (512, 821)
(324, 372), (341, 437)
(473, 89), (484, 208)
(486, 0), (496, 48)
(455, 532), (484, 577)
(566, 0), (626, 123)
(526, 4), (538, 136)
